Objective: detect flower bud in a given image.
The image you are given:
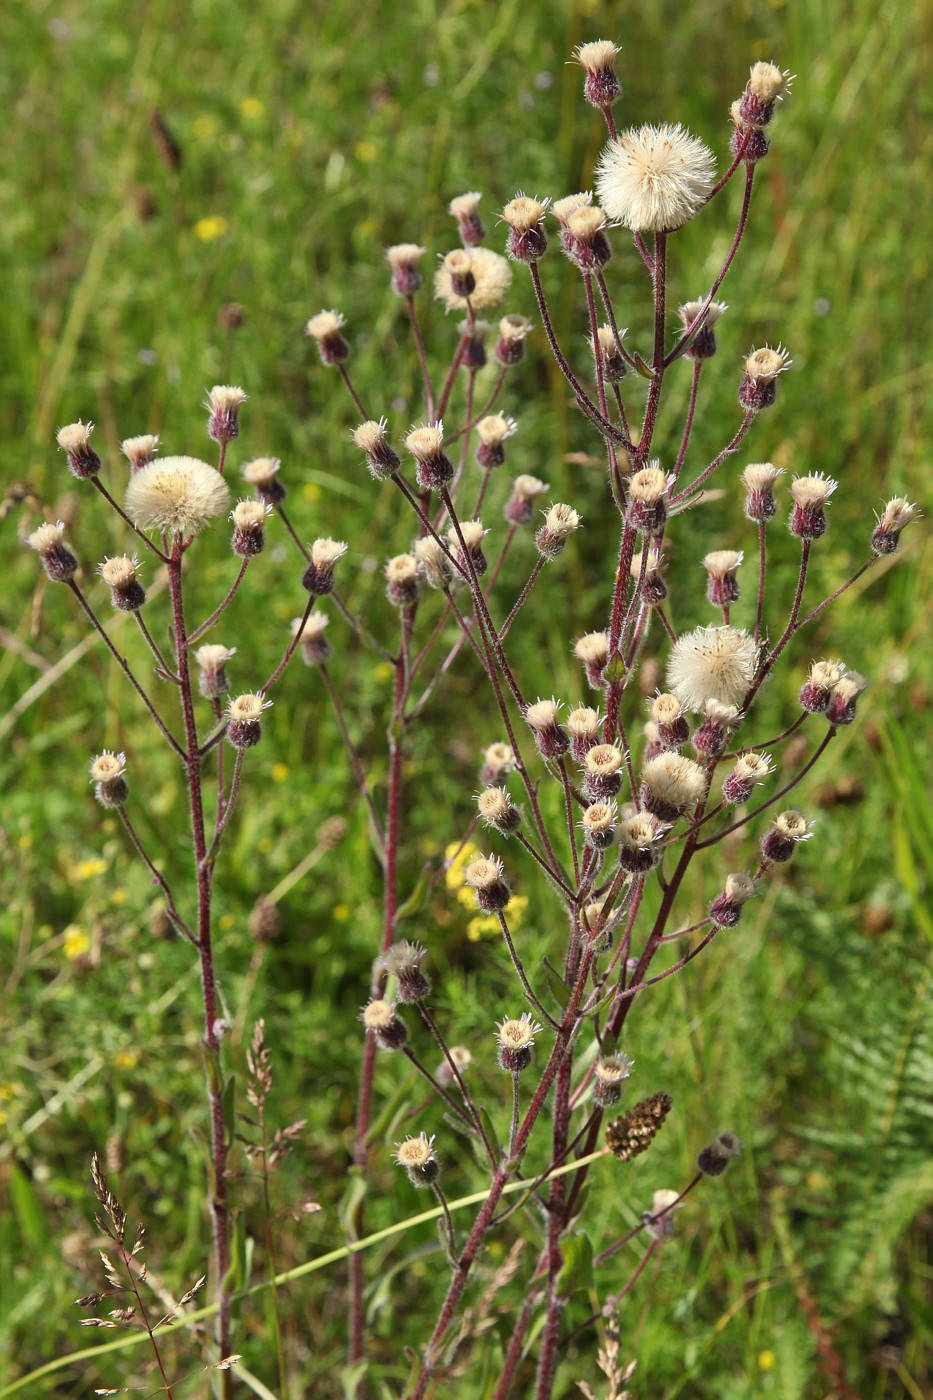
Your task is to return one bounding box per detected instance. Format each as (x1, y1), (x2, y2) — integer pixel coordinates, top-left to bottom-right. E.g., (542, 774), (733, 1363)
(496, 313), (533, 366)
(495, 1014), (542, 1074)
(242, 456), (286, 506)
(678, 299), (727, 360)
(535, 502), (581, 559)
(231, 499), (270, 556)
(703, 550), (743, 607)
(405, 423), (454, 492)
(630, 548), (668, 606)
(379, 941), (430, 1003)
(641, 753), (706, 821)
(501, 194), (549, 263)
(525, 698), (570, 759)
(761, 809), (812, 864)
(741, 463), (783, 522)
(722, 751), (773, 805)
(439, 248), (474, 300)
(561, 205), (612, 272)
(436, 1045), (472, 1088)
(481, 742), (515, 786)
(708, 872), (756, 929)
(362, 998), (408, 1051)
(121, 435), (160, 473)
(293, 612), (331, 666)
(573, 39), (622, 110)
(447, 519), (488, 576)
(729, 111), (770, 164)
(573, 631), (610, 689)
(413, 536), (453, 590)
(385, 554), (419, 608)
(302, 537), (348, 596)
(394, 1133), (439, 1187)
(583, 743), (624, 800)
(593, 1051), (633, 1108)
(617, 812), (663, 873)
(475, 415), (517, 470)
(799, 658), (847, 713)
(591, 325), (627, 382)
(582, 801), (617, 850)
(195, 644), (235, 698)
(206, 386), (247, 445)
(477, 787), (522, 836)
(464, 854), (510, 913)
(789, 474), (837, 540)
(871, 497), (921, 556)
(448, 191), (485, 246)
(642, 720), (664, 763)
(697, 1130), (744, 1177)
(506, 473), (549, 525)
(386, 243), (427, 297)
(737, 62), (791, 128)
(28, 521), (78, 582)
(825, 671), (869, 726)
(226, 692), (271, 749)
(99, 555), (146, 611)
(57, 421), (101, 479)
(90, 750), (128, 808)
(566, 705), (601, 761)
(738, 346), (791, 412)
(459, 318), (490, 371)
(305, 310), (349, 365)
(626, 464), (669, 534)
(353, 419), (400, 481)
(650, 693), (689, 750)
(693, 700), (740, 757)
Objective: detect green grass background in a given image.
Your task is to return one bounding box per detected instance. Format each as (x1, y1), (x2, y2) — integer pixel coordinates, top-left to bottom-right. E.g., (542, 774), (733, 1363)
(0, 0), (930, 1395)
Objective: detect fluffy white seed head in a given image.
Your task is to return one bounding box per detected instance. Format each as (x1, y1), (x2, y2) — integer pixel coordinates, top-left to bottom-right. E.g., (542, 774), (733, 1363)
(666, 625), (758, 712)
(125, 456), (230, 536)
(596, 123), (716, 231)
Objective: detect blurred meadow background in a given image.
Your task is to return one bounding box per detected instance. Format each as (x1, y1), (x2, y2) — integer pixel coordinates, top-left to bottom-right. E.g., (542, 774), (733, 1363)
(0, 0), (930, 1395)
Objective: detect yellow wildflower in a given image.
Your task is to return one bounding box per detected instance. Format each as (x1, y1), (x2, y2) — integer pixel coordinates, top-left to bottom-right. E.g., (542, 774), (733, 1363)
(333, 903), (350, 922)
(445, 840), (481, 890)
(271, 763), (290, 783)
(76, 857), (107, 880)
(240, 96), (265, 119)
(64, 925), (90, 960)
(114, 1050), (139, 1070)
(194, 216), (229, 242)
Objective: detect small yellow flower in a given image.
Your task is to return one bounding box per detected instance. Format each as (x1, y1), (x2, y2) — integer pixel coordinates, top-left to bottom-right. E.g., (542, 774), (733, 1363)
(456, 886), (476, 910)
(302, 483), (322, 503)
(444, 841), (481, 889)
(77, 857), (107, 880)
(192, 115), (218, 140)
(0, 1080), (17, 1102)
(258, 837), (273, 854)
(114, 1050), (139, 1070)
(758, 1350), (776, 1372)
(354, 139), (378, 162)
(111, 889), (127, 906)
(271, 762), (290, 784)
(220, 913), (235, 930)
(507, 894), (530, 927)
(64, 926), (90, 960)
(333, 903), (350, 922)
(467, 914), (499, 941)
(18, 833), (32, 850)
(376, 661), (394, 684)
(240, 96), (265, 119)
(194, 216), (229, 242)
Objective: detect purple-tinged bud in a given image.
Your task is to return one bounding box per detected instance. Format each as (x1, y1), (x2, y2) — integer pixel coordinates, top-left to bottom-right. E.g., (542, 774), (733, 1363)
(57, 421), (101, 479)
(305, 310), (349, 365)
(385, 554), (419, 608)
(693, 700), (740, 757)
(761, 808), (813, 864)
(721, 751), (773, 805)
(206, 386), (247, 445)
(379, 941), (431, 1003)
(799, 658), (847, 713)
(449, 191), (485, 246)
(789, 474), (837, 540)
(394, 1133), (439, 1188)
(475, 415), (517, 470)
(678, 299), (728, 360)
(480, 742), (515, 787)
(730, 115), (770, 164)
(630, 549), (668, 607)
(551, 192), (593, 228)
(871, 497), (922, 556)
(302, 537), (348, 596)
(506, 473), (549, 525)
(362, 998), (408, 1051)
(535, 502), (581, 559)
(642, 721), (664, 764)
(708, 872), (756, 929)
(459, 318), (489, 370)
(477, 786), (522, 837)
(242, 456), (287, 506)
(617, 812), (663, 873)
(386, 243), (427, 296)
(825, 671), (869, 726)
(501, 194), (549, 263)
(737, 62), (792, 128)
(525, 698), (570, 759)
(90, 750), (128, 808)
(703, 550), (744, 607)
(195, 644), (235, 698)
(582, 801), (617, 850)
(573, 631), (610, 689)
(120, 434), (160, 473)
(697, 1129), (743, 1176)
(641, 753), (706, 822)
(738, 346), (791, 412)
(464, 854), (511, 913)
(413, 536), (453, 590)
(583, 743), (624, 801)
(560, 205), (612, 273)
(293, 612), (331, 666)
(227, 692), (271, 749)
(231, 499), (270, 556)
(566, 706), (601, 762)
(28, 520), (78, 582)
(99, 555), (146, 612)
(593, 1051), (633, 1108)
(495, 1014), (541, 1074)
(591, 324), (628, 382)
(405, 423), (454, 492)
(496, 313), (533, 366)
(650, 693), (690, 749)
(447, 520), (488, 577)
(741, 462), (783, 522)
(436, 1045), (472, 1088)
(352, 419), (400, 481)
(573, 40), (622, 111)
(439, 249), (475, 300)
(626, 464), (670, 535)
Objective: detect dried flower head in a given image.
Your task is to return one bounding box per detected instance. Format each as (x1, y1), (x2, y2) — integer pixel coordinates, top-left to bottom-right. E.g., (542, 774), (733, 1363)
(447, 519), (488, 576)
(475, 414), (517, 470)
(722, 751), (773, 805)
(242, 456), (286, 505)
(437, 1045), (473, 1089)
(738, 61), (792, 127)
(435, 247), (512, 311)
(125, 456), (230, 537)
(650, 692), (689, 749)
(405, 422), (454, 491)
(561, 204), (612, 272)
(641, 753), (706, 821)
(826, 670), (869, 726)
(573, 39), (622, 110)
(477, 786), (522, 836)
(57, 420), (101, 479)
(593, 1051), (633, 1107)
(195, 643), (235, 698)
(231, 499), (271, 556)
(501, 194), (550, 263)
(302, 537), (348, 596)
(206, 385), (248, 444)
(293, 611), (331, 666)
(667, 625), (758, 713)
(449, 191), (485, 245)
(761, 808), (813, 863)
(495, 1013), (542, 1073)
(121, 434), (160, 472)
(584, 743), (624, 800)
(393, 1133), (439, 1187)
(413, 536), (453, 590)
(352, 419), (400, 481)
(305, 310), (349, 365)
(678, 299), (728, 359)
(630, 547), (668, 606)
(496, 313), (533, 366)
(573, 630), (610, 688)
(591, 324), (628, 382)
(566, 705), (602, 760)
(709, 872), (756, 928)
(617, 811), (664, 872)
(738, 345), (791, 412)
(703, 549), (744, 607)
(525, 697), (570, 759)
(506, 473), (549, 525)
(386, 243), (427, 296)
(582, 801), (617, 850)
(800, 657), (848, 713)
(626, 464), (670, 534)
(99, 554), (146, 611)
(871, 497), (922, 555)
(643, 1187), (684, 1240)
(481, 741), (515, 785)
(464, 854), (511, 912)
(536, 502), (581, 559)
(27, 520), (78, 582)
(385, 553), (419, 608)
(90, 750), (128, 808)
(596, 124), (716, 232)
(741, 462), (783, 522)
(789, 473), (838, 540)
(697, 1130), (744, 1177)
(361, 998), (408, 1051)
(693, 699), (741, 758)
(226, 692), (271, 749)
(379, 941), (430, 1003)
